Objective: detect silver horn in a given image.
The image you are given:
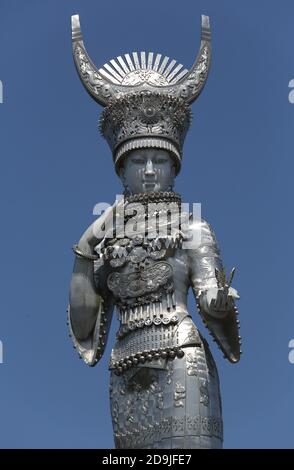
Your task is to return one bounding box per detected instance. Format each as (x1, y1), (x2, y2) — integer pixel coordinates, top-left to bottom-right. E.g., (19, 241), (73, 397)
(168, 15), (211, 104)
(71, 14), (211, 107)
(71, 15), (116, 106)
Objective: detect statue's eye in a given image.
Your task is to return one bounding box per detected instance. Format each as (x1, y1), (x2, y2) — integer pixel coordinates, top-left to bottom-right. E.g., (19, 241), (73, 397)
(155, 158), (167, 164)
(132, 158), (144, 164)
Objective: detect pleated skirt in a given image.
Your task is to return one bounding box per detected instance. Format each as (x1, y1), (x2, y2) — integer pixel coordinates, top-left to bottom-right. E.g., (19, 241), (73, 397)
(110, 339), (223, 449)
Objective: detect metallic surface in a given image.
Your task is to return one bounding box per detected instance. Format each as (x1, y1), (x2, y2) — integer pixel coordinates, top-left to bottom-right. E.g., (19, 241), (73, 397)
(71, 14), (211, 172)
(69, 14), (241, 449)
(110, 341), (223, 449)
(71, 14), (211, 106)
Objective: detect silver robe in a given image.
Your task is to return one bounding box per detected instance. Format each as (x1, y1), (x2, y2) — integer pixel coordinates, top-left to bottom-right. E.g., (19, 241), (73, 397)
(69, 215), (240, 449)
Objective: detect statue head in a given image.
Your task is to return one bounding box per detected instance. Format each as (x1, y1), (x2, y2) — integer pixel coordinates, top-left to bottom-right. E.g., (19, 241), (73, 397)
(119, 148), (176, 194)
(71, 14), (211, 179)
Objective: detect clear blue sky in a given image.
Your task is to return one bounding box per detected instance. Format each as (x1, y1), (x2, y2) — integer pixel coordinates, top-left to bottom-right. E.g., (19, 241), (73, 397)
(0, 0), (293, 449)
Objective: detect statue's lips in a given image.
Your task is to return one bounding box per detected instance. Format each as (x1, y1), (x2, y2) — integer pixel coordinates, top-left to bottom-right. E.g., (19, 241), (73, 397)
(143, 181), (156, 187)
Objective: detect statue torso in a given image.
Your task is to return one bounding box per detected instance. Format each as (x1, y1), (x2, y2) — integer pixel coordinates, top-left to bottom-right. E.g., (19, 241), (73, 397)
(94, 197), (202, 374)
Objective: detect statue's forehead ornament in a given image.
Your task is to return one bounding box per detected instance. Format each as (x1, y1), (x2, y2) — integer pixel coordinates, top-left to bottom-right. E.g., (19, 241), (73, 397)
(71, 14), (211, 172)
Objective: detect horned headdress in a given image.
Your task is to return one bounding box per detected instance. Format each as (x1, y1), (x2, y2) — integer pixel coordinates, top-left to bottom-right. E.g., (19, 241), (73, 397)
(71, 14), (211, 173)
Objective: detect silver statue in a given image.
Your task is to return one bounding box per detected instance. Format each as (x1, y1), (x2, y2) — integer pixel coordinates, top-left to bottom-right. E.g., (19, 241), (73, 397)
(68, 14), (241, 449)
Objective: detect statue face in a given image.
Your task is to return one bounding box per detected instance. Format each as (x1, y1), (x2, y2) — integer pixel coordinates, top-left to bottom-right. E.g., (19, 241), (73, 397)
(120, 149), (176, 194)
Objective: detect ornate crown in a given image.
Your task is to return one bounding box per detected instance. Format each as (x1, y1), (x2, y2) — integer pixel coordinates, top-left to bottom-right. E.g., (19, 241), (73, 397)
(71, 14), (211, 173)
(99, 92), (191, 173)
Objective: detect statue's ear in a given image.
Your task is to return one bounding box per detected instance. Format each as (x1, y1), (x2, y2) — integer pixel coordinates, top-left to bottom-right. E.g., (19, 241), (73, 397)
(118, 165), (125, 182)
(169, 156), (176, 179)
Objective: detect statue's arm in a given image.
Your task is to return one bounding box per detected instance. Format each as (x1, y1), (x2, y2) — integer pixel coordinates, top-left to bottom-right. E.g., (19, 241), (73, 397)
(187, 218), (241, 363)
(68, 206), (115, 366)
(70, 224), (102, 341)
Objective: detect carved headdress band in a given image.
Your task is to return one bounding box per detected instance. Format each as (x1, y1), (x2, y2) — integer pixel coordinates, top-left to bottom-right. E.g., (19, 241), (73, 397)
(71, 14), (211, 173)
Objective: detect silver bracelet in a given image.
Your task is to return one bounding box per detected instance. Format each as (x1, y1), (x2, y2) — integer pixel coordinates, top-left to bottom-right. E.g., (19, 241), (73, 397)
(72, 244), (98, 260)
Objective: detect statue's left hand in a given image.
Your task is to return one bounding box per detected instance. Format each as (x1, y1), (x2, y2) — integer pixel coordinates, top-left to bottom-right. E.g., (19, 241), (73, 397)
(198, 286), (240, 319)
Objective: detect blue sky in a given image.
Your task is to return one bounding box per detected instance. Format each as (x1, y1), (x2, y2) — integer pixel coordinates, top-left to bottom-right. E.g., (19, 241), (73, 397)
(0, 0), (294, 448)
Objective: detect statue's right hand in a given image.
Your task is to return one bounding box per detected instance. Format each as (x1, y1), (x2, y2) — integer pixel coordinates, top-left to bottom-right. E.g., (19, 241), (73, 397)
(80, 198), (125, 252)
(93, 198), (125, 242)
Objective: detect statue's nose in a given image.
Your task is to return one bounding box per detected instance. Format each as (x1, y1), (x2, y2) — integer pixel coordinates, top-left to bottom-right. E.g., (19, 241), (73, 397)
(145, 159), (155, 176)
